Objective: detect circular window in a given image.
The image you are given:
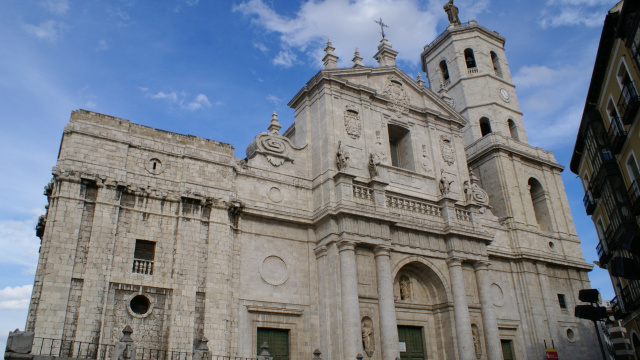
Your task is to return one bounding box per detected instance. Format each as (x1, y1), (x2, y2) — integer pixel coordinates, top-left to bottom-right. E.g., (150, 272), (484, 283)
(548, 241), (555, 250)
(130, 295), (151, 315)
(566, 328), (575, 342)
(145, 157), (165, 175)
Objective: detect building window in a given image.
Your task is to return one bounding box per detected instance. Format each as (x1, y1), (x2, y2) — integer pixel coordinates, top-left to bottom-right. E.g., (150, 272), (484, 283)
(133, 240), (155, 275)
(480, 117), (492, 136)
(464, 48), (477, 69)
(387, 123), (414, 170)
(507, 119), (519, 140)
(529, 177), (552, 232)
(439, 60), (450, 87)
(500, 340), (514, 360)
(557, 294), (567, 309)
(257, 328), (289, 360)
(491, 51), (502, 77)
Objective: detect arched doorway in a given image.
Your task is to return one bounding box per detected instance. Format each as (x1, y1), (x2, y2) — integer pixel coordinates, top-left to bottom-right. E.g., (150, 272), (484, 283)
(394, 260), (453, 359)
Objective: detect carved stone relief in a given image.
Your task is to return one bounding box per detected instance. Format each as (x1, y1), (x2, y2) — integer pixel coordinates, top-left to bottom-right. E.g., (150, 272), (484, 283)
(421, 144), (434, 176)
(374, 129), (388, 162)
(245, 112), (307, 167)
(344, 106), (362, 139)
(463, 168), (489, 205)
(471, 324), (482, 359)
(260, 255), (289, 286)
(439, 170), (453, 196)
(383, 75), (410, 116)
(399, 275), (411, 300)
(368, 152), (380, 179)
(361, 317), (374, 358)
(267, 187), (283, 203)
(440, 135), (455, 166)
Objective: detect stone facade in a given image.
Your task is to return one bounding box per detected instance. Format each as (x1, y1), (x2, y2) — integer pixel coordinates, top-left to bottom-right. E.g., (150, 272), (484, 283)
(25, 18), (599, 360)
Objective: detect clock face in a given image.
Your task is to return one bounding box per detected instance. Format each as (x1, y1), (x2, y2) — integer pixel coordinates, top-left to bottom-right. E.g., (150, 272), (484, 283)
(499, 88), (509, 101)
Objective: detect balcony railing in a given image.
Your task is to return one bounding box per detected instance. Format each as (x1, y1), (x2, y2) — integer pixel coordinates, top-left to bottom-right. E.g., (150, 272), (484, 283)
(494, 70), (503, 78)
(589, 161), (619, 198)
(31, 338), (115, 359)
(583, 189), (596, 215)
(611, 296), (625, 319)
(440, 79), (451, 89)
(629, 179), (640, 216)
(618, 81), (640, 125)
(133, 259), (154, 275)
(596, 241), (612, 265)
(607, 113), (628, 154)
(619, 280), (640, 317)
(467, 67), (479, 75)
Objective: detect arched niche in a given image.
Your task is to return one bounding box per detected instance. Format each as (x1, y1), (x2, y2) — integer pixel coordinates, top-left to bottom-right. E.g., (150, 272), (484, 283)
(393, 260), (448, 305)
(528, 177), (552, 232)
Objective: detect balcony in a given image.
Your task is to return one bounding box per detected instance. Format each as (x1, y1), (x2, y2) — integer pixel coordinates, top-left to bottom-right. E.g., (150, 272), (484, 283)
(583, 189), (596, 215)
(618, 82), (640, 125)
(611, 296), (625, 319)
(597, 241), (613, 265)
(629, 179), (640, 216)
(617, 280), (640, 318)
(590, 161), (620, 198)
(607, 113), (627, 154)
(611, 256), (640, 280)
(604, 209), (640, 254)
(467, 67), (479, 75)
(132, 259), (154, 275)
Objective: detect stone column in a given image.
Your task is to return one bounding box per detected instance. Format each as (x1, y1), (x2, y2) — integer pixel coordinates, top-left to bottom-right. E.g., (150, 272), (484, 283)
(374, 246), (400, 360)
(446, 257), (475, 360)
(338, 240), (363, 360)
(474, 261), (502, 360)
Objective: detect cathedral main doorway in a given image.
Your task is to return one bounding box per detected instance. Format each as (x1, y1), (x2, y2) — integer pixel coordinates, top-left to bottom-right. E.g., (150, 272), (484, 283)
(398, 326), (425, 360)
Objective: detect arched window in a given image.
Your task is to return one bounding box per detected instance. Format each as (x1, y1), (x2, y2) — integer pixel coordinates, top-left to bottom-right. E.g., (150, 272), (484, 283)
(479, 117), (492, 136)
(507, 119), (519, 140)
(529, 178), (552, 231)
(464, 48), (477, 69)
(491, 51), (502, 77)
(439, 60), (450, 85)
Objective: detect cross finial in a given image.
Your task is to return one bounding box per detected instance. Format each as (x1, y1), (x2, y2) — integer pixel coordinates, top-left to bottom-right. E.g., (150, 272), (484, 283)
(375, 18), (389, 39)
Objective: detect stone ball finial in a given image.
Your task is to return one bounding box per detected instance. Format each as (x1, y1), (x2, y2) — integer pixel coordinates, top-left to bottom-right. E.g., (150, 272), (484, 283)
(313, 349), (322, 359)
(356, 353), (364, 360)
(268, 111), (282, 134)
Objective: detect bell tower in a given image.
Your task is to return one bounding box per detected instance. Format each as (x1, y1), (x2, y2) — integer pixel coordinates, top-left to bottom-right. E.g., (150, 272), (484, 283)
(419, 6), (596, 360)
(421, 20), (527, 146)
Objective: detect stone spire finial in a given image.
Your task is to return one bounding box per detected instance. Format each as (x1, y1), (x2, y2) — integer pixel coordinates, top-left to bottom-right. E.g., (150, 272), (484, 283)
(268, 111), (281, 134)
(416, 73), (425, 86)
(121, 325), (134, 342)
(352, 48), (364, 67)
(373, 38), (398, 67)
(322, 39), (339, 69)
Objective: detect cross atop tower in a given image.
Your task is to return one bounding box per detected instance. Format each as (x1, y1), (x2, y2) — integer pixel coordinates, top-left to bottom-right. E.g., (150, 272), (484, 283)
(375, 18), (389, 39)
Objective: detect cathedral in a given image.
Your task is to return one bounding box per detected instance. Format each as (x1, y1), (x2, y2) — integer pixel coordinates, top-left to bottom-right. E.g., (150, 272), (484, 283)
(24, 4), (600, 360)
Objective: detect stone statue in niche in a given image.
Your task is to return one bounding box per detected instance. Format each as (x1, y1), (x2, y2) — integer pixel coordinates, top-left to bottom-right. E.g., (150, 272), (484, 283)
(421, 144), (434, 176)
(336, 141), (350, 171)
(471, 324), (482, 359)
(444, 0), (461, 25)
(361, 317), (374, 358)
(374, 129), (388, 162)
(368, 152), (381, 178)
(399, 275), (411, 300)
(439, 170), (453, 195)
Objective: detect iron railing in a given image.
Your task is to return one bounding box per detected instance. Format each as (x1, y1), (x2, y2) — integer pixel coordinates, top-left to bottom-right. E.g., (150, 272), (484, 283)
(618, 81), (640, 125)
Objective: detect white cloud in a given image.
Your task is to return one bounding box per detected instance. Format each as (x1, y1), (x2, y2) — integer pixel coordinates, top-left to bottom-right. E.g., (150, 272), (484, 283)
(84, 100), (97, 108)
(546, 0), (612, 6)
(273, 50), (297, 67)
(234, 0), (464, 67)
(512, 65), (575, 89)
(0, 212), (42, 274)
(41, 0), (70, 15)
(185, 94), (211, 110)
(23, 20), (64, 43)
(540, 7), (605, 28)
(253, 42), (268, 52)
(266, 94), (282, 105)
(96, 40), (109, 51)
(142, 89), (213, 111)
(0, 285), (33, 310)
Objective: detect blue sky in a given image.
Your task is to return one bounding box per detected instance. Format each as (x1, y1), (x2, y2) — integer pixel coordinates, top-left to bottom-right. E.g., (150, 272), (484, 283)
(0, 0), (619, 350)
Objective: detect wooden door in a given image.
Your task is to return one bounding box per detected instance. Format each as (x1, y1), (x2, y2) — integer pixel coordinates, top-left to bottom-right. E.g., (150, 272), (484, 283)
(398, 326), (425, 360)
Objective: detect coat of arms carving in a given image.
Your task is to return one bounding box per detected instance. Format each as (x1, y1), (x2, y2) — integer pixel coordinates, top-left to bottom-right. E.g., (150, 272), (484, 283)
(383, 75), (410, 116)
(440, 135), (455, 166)
(344, 107), (362, 139)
